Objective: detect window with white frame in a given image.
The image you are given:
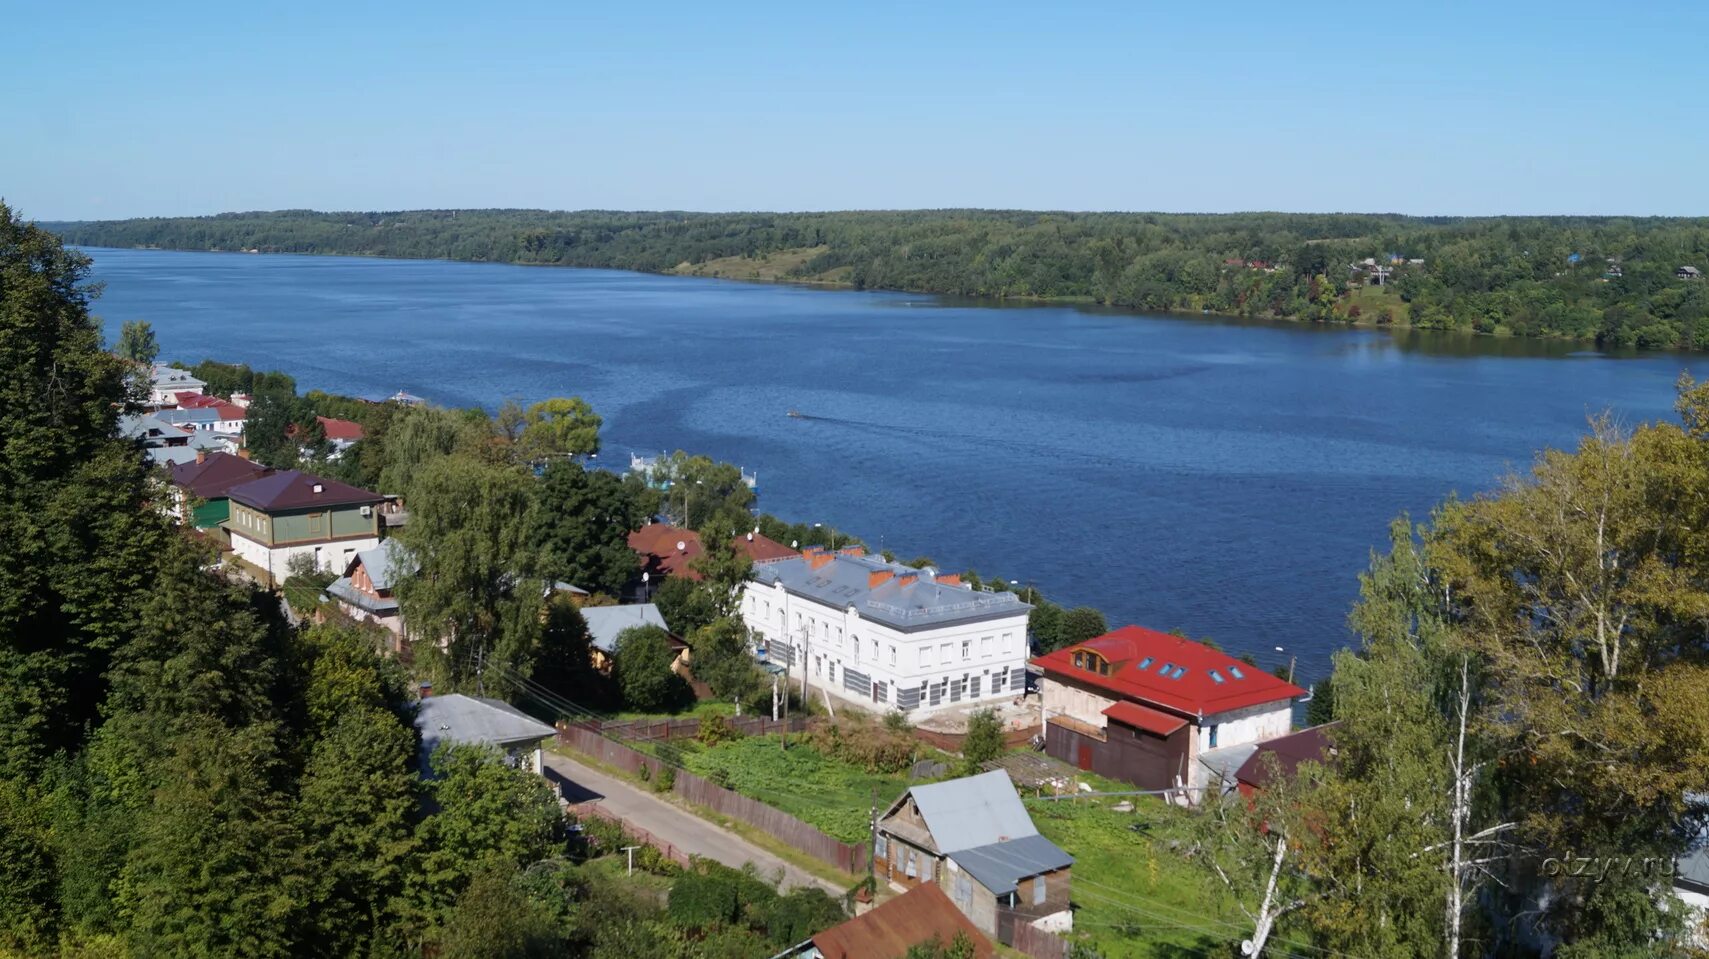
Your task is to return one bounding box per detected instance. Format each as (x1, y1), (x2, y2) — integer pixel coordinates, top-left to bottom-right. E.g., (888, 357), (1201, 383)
(961, 640), (971, 661)
(980, 636), (992, 657)
(920, 647), (931, 667)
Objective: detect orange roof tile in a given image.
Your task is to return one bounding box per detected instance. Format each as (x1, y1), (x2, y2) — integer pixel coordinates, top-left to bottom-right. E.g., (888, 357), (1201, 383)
(812, 883), (993, 959)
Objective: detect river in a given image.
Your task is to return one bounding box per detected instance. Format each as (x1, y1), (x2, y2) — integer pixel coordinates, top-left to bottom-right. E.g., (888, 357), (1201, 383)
(80, 246), (1709, 683)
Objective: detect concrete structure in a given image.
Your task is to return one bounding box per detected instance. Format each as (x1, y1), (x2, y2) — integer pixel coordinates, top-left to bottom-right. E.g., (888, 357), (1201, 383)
(742, 548), (1031, 715)
(224, 470), (384, 587)
(873, 770), (1073, 940)
(1032, 626), (1305, 799)
(324, 539), (415, 648)
(413, 693), (554, 775)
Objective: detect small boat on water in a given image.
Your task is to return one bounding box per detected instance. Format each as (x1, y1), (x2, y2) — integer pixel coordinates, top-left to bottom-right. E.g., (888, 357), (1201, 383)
(787, 410), (803, 418)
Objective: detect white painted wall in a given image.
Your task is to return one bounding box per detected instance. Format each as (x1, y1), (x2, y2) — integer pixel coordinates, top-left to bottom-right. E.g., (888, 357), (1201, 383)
(230, 531), (378, 582)
(1201, 701), (1294, 752)
(741, 579), (1029, 714)
(1040, 676), (1116, 729)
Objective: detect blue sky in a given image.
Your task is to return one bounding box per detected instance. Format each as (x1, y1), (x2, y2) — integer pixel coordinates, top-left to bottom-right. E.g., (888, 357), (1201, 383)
(5, 0), (1706, 219)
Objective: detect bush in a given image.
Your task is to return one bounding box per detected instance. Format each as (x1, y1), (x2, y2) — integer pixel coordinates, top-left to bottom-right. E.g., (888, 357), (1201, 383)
(961, 708), (1004, 771)
(613, 624), (693, 713)
(762, 887), (846, 946)
(805, 716), (916, 774)
(697, 713), (743, 748)
(652, 764), (676, 794)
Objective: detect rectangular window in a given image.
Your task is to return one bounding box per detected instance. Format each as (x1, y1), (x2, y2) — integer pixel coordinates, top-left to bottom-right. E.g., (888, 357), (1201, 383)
(961, 640), (970, 661)
(940, 643), (952, 662)
(981, 636), (992, 657)
(1002, 632), (1013, 652)
(890, 645), (897, 666)
(875, 835), (888, 858)
(1034, 876), (1047, 905)
(1209, 725), (1219, 748)
(308, 512), (323, 534)
(871, 638), (878, 660)
(956, 875), (972, 906)
(920, 647), (931, 667)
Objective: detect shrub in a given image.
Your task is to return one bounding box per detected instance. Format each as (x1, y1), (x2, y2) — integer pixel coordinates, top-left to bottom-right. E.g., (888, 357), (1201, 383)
(961, 708), (1004, 771)
(805, 717), (915, 774)
(697, 713), (743, 748)
(653, 764), (676, 794)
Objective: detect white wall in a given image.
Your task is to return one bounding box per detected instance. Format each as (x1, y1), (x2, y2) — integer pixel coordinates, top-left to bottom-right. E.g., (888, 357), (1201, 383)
(1201, 701), (1294, 752)
(230, 531), (379, 582)
(1041, 676), (1116, 729)
(741, 580), (1029, 714)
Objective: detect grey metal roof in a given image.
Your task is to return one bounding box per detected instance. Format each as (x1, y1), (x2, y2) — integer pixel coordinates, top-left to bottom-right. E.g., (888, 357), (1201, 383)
(752, 553), (1030, 632)
(120, 412), (191, 443)
(414, 694), (554, 765)
(323, 577), (399, 615)
(351, 539), (414, 591)
(900, 770), (1038, 853)
(579, 603), (672, 653)
(157, 407), (222, 426)
(151, 364), (205, 389)
(948, 834), (1074, 895)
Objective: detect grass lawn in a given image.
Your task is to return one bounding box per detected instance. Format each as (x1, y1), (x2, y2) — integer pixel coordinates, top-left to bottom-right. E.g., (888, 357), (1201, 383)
(672, 735), (916, 844)
(1030, 796), (1332, 959)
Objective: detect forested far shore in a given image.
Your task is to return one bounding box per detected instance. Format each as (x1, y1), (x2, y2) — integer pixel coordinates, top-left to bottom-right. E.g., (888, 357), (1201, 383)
(46, 208), (1709, 350)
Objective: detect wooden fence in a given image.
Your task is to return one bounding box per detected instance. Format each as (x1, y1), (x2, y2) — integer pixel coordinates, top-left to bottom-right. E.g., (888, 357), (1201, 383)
(910, 722), (1042, 754)
(555, 721), (868, 874)
(566, 801), (694, 869)
(579, 715), (807, 742)
(1006, 921), (1070, 959)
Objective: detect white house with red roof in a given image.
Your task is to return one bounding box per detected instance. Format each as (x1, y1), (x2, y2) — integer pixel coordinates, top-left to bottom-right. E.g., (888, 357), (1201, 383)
(1030, 626), (1305, 800)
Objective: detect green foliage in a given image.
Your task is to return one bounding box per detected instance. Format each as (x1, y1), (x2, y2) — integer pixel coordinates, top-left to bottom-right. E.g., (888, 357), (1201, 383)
(905, 932), (978, 959)
(413, 745), (567, 923)
(754, 514), (861, 551)
(689, 518), (754, 620)
(960, 708), (1004, 771)
(517, 396), (602, 462)
(531, 461), (655, 596)
(612, 626), (693, 714)
(437, 868), (565, 959)
(649, 451), (754, 530)
(0, 780), (58, 951)
(651, 574), (719, 638)
(113, 319), (157, 365)
(761, 887), (845, 947)
(689, 618), (766, 709)
(695, 712), (745, 748)
(652, 763), (676, 794)
(682, 734), (909, 843)
(56, 208), (1709, 348)
(1304, 672), (1335, 726)
(396, 454), (543, 695)
(1059, 606), (1109, 648)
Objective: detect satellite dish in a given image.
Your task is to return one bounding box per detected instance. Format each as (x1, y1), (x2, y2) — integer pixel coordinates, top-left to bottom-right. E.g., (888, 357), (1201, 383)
(746, 532), (754, 541)
(677, 540), (688, 552)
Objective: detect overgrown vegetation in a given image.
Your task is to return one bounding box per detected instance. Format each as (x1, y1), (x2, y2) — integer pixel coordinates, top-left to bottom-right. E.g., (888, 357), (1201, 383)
(52, 208), (1709, 348)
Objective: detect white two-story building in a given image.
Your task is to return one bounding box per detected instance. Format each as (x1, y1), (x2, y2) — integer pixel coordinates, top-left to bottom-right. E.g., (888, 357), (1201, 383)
(741, 547), (1032, 715)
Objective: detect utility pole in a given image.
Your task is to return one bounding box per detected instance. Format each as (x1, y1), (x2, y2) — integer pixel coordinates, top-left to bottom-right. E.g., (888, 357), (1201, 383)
(867, 785), (879, 904)
(1286, 656), (1296, 685)
(622, 845), (641, 877)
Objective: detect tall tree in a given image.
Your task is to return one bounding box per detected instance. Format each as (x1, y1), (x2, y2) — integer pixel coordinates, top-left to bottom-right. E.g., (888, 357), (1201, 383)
(0, 202), (169, 779)
(396, 455), (543, 695)
(649, 452), (754, 530)
(612, 625), (692, 713)
(531, 461), (655, 597)
(687, 618), (765, 709)
(113, 319), (158, 365)
(518, 396), (601, 462)
(690, 518), (753, 621)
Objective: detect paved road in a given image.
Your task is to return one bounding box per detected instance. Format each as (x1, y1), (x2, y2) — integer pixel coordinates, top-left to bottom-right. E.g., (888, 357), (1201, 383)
(543, 750), (841, 893)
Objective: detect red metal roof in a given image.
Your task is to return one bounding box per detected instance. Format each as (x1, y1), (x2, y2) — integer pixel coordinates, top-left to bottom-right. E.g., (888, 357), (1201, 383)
(316, 416), (365, 442)
(1236, 722), (1339, 790)
(1032, 625), (1305, 717)
(1102, 700), (1188, 736)
(628, 523), (798, 581)
(811, 883), (993, 959)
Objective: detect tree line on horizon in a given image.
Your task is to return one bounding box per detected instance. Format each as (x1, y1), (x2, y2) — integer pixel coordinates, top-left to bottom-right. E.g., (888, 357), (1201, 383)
(45, 207), (1709, 350)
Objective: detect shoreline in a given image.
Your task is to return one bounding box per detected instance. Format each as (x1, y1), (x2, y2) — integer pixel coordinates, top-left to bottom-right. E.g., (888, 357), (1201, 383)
(73, 243), (1664, 356)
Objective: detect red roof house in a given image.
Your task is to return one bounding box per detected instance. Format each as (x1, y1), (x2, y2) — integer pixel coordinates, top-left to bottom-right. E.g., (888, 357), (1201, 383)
(809, 882), (993, 959)
(1031, 626), (1305, 796)
(317, 416), (364, 443)
(628, 522), (798, 584)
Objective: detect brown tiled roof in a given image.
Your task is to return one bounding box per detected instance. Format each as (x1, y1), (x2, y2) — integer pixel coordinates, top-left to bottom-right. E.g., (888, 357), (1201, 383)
(627, 523), (799, 581)
(811, 883), (993, 959)
(168, 452), (272, 500)
(1236, 722), (1340, 791)
(317, 416), (365, 442)
(226, 470), (383, 512)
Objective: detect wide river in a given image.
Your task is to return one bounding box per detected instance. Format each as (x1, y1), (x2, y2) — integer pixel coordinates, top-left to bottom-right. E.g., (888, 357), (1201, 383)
(82, 247), (1709, 684)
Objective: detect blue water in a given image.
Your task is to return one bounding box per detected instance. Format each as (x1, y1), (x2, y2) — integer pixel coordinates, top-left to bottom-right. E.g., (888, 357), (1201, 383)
(81, 247), (1709, 683)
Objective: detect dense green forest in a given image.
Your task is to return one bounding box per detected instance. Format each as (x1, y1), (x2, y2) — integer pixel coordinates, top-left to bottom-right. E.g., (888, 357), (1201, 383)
(47, 208), (1709, 349)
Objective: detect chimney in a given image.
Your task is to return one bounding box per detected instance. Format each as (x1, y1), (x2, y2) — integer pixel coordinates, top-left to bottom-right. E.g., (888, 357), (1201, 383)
(808, 552), (835, 571)
(869, 570), (894, 588)
(237, 448), (251, 460)
(839, 546), (865, 557)
(895, 572), (918, 587)
(195, 449), (206, 465)
(419, 681), (432, 698)
(935, 573), (962, 586)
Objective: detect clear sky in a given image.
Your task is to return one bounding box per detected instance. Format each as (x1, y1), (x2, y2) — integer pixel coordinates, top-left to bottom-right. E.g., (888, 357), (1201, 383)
(5, 0), (1706, 220)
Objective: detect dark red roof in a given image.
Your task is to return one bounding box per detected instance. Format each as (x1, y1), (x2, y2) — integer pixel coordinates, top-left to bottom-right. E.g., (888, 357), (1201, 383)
(1032, 625), (1305, 717)
(226, 470), (383, 512)
(811, 883), (993, 959)
(1103, 700), (1188, 736)
(628, 523), (799, 580)
(168, 452), (272, 500)
(1236, 723), (1339, 790)
(176, 392), (222, 409)
(317, 416), (364, 442)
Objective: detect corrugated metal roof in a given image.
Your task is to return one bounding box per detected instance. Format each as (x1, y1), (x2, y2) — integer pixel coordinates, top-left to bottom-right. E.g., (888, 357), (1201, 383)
(810, 882), (992, 959)
(414, 694), (554, 767)
(1102, 700), (1188, 736)
(752, 552), (1030, 632)
(899, 770), (1037, 854)
(227, 469), (384, 512)
(352, 538), (413, 592)
(1032, 626), (1305, 717)
(948, 834), (1074, 895)
(579, 603), (672, 653)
